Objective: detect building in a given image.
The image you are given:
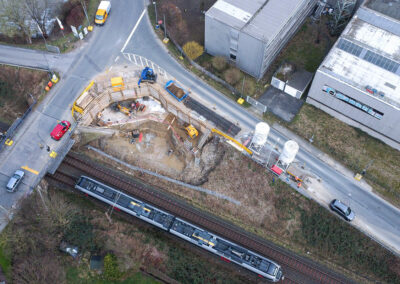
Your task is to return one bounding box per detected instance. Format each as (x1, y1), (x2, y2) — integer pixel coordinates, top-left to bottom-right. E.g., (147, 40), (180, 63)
(271, 63), (313, 99)
(204, 0), (317, 79)
(307, 0), (400, 150)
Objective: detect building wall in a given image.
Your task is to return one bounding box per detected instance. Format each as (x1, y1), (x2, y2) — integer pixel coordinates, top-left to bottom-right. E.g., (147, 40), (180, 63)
(204, 15), (233, 59)
(205, 1), (317, 79)
(307, 70), (400, 150)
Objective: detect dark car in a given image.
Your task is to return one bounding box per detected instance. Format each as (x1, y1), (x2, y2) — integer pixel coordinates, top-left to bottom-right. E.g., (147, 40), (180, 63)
(330, 199), (355, 221)
(50, 120), (71, 141)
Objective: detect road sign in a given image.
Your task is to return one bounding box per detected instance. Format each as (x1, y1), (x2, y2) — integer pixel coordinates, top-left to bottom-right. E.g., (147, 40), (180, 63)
(71, 25), (78, 37)
(56, 17), (64, 30)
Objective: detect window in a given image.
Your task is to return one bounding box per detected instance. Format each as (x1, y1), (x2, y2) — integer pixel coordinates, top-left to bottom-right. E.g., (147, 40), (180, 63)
(322, 85), (384, 119)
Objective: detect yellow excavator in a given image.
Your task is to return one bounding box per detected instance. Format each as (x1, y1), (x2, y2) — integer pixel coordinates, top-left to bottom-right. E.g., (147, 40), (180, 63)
(185, 124), (198, 139)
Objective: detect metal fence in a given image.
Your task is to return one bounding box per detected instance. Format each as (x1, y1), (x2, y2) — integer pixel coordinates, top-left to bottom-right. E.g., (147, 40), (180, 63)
(0, 100), (37, 152)
(45, 44), (60, 54)
(246, 96), (267, 113)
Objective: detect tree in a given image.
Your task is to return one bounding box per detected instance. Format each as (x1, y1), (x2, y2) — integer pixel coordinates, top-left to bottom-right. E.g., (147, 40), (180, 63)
(23, 0), (54, 37)
(0, 0), (32, 43)
(183, 41), (204, 60)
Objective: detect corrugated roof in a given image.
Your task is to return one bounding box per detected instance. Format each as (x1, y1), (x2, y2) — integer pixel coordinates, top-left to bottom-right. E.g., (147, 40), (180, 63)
(206, 0), (312, 42)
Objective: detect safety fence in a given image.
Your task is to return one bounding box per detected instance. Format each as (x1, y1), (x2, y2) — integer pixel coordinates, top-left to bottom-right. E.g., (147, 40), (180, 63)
(0, 99), (37, 152)
(76, 66), (215, 137)
(246, 96), (267, 113)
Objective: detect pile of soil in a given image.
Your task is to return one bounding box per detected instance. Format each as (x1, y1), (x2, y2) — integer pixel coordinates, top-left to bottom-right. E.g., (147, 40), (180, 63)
(180, 137), (225, 185)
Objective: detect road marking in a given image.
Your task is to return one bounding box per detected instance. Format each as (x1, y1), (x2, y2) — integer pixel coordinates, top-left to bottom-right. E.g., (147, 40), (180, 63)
(120, 8), (146, 53)
(21, 166), (39, 175)
(114, 56), (120, 62)
(109, 66), (113, 71)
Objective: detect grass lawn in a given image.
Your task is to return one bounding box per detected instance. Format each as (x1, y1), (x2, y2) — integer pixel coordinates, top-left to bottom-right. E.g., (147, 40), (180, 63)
(286, 104), (400, 206)
(0, 244), (11, 279)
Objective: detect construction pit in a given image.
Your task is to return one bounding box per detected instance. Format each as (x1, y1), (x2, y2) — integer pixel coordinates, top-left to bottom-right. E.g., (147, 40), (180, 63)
(72, 66), (229, 186)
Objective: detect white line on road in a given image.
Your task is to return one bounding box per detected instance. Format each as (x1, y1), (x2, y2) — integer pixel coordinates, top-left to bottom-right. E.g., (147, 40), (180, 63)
(120, 8), (146, 53)
(114, 56), (120, 62)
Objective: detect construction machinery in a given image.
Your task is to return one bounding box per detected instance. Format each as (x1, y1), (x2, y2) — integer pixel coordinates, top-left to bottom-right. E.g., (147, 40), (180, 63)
(165, 80), (188, 102)
(117, 104), (131, 115)
(138, 67), (157, 87)
(211, 128), (252, 155)
(185, 124), (198, 139)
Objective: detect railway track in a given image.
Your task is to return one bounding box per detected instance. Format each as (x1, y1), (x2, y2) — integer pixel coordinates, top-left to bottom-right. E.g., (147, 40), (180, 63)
(49, 152), (353, 284)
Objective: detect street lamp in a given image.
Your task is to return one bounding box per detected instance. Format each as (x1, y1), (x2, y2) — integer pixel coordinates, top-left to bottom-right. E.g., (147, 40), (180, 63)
(35, 23), (52, 73)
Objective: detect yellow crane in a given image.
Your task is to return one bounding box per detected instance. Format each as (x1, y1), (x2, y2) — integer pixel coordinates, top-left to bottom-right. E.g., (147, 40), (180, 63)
(211, 128), (252, 155)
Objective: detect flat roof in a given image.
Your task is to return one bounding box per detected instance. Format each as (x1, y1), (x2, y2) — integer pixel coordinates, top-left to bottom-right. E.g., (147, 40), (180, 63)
(365, 0), (400, 21)
(319, 6), (400, 109)
(206, 0), (312, 42)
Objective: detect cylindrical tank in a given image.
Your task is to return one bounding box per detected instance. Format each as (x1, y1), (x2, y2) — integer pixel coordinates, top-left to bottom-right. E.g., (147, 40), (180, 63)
(252, 122), (270, 146)
(279, 140), (299, 164)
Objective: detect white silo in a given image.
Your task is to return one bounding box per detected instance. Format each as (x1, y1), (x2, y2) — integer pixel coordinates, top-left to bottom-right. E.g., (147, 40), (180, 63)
(251, 122), (270, 146)
(279, 140), (299, 164)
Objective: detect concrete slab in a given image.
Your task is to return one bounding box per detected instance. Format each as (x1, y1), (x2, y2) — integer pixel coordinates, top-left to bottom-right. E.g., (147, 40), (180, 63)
(258, 87), (304, 122)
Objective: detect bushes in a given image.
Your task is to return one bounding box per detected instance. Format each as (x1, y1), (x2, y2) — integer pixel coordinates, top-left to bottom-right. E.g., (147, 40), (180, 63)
(103, 253), (122, 281)
(63, 214), (96, 253)
(212, 56), (227, 72)
(183, 41), (204, 60)
(224, 68), (241, 85)
(300, 205), (400, 282)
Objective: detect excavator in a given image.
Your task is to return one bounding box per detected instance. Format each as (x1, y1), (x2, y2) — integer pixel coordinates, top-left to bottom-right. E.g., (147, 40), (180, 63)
(138, 67), (157, 87)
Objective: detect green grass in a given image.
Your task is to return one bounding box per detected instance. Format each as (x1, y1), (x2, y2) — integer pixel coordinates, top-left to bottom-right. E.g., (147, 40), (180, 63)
(0, 244), (11, 279)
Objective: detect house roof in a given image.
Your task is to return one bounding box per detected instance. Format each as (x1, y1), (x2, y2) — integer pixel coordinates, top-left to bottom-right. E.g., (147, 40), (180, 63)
(206, 0), (312, 42)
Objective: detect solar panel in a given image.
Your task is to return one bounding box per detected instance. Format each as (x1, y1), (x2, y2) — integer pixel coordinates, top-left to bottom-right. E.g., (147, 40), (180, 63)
(337, 39), (400, 74)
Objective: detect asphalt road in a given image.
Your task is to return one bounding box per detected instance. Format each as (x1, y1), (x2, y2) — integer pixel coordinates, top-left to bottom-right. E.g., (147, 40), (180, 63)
(122, 4), (400, 255)
(0, 0), (399, 259)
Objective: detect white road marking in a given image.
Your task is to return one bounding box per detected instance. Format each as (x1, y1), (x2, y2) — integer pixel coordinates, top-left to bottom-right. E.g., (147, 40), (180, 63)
(120, 8), (146, 53)
(114, 56), (120, 62)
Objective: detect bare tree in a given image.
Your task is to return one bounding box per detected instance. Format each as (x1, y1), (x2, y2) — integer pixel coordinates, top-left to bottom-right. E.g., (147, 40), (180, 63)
(0, 0), (32, 43)
(23, 0), (52, 37)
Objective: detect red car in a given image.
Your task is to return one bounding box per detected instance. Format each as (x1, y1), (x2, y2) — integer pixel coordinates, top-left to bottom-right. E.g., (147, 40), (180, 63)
(50, 120), (71, 140)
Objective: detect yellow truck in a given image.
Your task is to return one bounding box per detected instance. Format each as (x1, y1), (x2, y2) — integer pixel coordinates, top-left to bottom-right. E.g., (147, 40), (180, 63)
(95, 1), (111, 25)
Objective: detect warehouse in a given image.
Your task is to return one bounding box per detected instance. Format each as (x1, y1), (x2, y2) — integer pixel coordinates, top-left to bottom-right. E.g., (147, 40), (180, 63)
(204, 0), (317, 79)
(307, 0), (400, 150)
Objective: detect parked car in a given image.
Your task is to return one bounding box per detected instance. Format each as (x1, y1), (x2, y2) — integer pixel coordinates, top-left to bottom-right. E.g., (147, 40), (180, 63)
(330, 199), (355, 221)
(50, 120), (71, 141)
(6, 170), (24, 192)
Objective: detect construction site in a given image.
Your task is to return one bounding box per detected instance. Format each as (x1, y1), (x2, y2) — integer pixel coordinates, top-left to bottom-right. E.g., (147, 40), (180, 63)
(70, 63), (316, 197)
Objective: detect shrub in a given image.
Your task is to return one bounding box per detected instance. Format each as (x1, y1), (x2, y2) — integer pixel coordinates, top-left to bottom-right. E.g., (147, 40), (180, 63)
(103, 253), (122, 281)
(242, 79), (256, 96)
(224, 68), (241, 85)
(63, 214), (95, 252)
(183, 41), (204, 60)
(211, 56), (227, 71)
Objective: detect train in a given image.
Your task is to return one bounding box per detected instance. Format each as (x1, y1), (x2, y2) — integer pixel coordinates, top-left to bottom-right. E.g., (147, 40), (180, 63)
(75, 176), (284, 282)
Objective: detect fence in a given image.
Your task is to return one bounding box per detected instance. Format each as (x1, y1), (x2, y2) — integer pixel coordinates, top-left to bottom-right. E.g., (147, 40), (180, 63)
(45, 44), (60, 54)
(246, 96), (267, 113)
(0, 99), (37, 152)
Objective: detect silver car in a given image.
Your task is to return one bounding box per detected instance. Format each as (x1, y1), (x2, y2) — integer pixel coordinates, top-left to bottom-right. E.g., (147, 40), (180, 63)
(6, 170), (24, 193)
(330, 199), (355, 221)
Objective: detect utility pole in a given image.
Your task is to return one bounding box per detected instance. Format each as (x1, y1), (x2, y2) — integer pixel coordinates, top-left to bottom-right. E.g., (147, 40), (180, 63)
(153, 1), (158, 24)
(80, 0), (90, 26)
(163, 14), (167, 38)
(35, 23), (52, 72)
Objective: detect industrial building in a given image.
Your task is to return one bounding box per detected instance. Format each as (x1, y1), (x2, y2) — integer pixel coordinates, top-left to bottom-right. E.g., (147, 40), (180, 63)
(204, 0), (317, 79)
(307, 0), (400, 150)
